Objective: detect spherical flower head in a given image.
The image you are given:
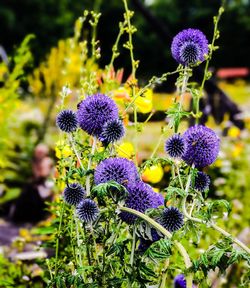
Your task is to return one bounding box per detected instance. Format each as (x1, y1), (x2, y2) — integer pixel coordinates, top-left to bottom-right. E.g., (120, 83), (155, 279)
(165, 134), (186, 158)
(63, 183), (86, 206)
(174, 274), (186, 288)
(56, 109), (78, 133)
(171, 28), (208, 66)
(119, 181), (161, 224)
(182, 125), (220, 168)
(99, 119), (125, 145)
(76, 199), (99, 223)
(77, 93), (119, 137)
(94, 157), (139, 187)
(158, 206), (184, 232)
(194, 171), (210, 192)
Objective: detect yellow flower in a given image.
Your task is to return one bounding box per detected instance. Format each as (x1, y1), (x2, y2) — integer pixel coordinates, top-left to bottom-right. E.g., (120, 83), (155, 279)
(232, 143), (243, 158)
(142, 164), (164, 184)
(55, 141), (73, 159)
(117, 142), (135, 159)
(214, 159), (222, 168)
(228, 126), (240, 138)
(134, 88), (153, 113)
(113, 87), (131, 103)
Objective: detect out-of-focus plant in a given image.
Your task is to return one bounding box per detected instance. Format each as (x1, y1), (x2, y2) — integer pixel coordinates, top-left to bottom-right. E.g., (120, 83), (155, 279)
(0, 35), (33, 170)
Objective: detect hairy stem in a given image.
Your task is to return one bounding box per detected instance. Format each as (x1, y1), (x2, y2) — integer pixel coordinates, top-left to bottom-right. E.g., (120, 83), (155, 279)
(119, 206), (193, 287)
(180, 165), (250, 255)
(54, 201), (65, 276)
(69, 134), (85, 171)
(130, 225), (137, 267)
(86, 137), (97, 196)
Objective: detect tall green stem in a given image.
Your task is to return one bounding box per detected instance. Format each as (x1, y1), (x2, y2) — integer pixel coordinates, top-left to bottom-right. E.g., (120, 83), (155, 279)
(119, 206), (193, 288)
(180, 165), (250, 255)
(54, 201), (65, 276)
(130, 225), (137, 267)
(86, 137), (97, 196)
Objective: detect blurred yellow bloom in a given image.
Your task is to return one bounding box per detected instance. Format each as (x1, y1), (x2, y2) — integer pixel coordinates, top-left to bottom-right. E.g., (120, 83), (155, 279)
(135, 89), (153, 113)
(113, 87), (131, 103)
(117, 142), (135, 158)
(228, 126), (241, 138)
(214, 159), (223, 168)
(232, 143), (243, 158)
(142, 164), (164, 184)
(55, 141), (73, 159)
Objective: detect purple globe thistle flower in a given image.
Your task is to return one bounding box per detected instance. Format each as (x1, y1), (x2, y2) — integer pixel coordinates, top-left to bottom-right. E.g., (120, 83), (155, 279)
(171, 28), (208, 66)
(151, 192), (164, 208)
(119, 181), (161, 224)
(63, 183), (86, 206)
(99, 119), (125, 145)
(94, 157), (139, 187)
(182, 125), (220, 168)
(76, 199), (99, 223)
(56, 109), (78, 133)
(194, 171), (210, 192)
(77, 93), (119, 137)
(158, 207), (184, 232)
(165, 134), (186, 158)
(174, 274), (186, 288)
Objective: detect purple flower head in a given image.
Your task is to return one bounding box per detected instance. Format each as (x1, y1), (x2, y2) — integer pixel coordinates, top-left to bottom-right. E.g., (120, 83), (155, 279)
(94, 157), (139, 187)
(158, 207), (184, 232)
(174, 274), (186, 288)
(56, 109), (78, 133)
(165, 134), (186, 158)
(194, 171), (210, 192)
(99, 119), (125, 145)
(119, 181), (162, 224)
(182, 125), (220, 168)
(63, 183), (86, 206)
(76, 199), (99, 223)
(77, 93), (119, 137)
(171, 28), (208, 66)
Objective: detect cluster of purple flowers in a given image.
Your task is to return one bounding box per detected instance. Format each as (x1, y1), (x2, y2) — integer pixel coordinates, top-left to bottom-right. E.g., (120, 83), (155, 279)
(165, 125), (220, 169)
(63, 183), (99, 224)
(77, 93), (125, 144)
(56, 93), (125, 145)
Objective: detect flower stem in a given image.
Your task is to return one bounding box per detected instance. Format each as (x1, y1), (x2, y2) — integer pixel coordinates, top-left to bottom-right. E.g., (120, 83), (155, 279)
(180, 165), (250, 255)
(119, 206), (193, 288)
(86, 137), (97, 196)
(54, 201), (65, 276)
(130, 225), (137, 267)
(159, 258), (169, 288)
(179, 67), (189, 110)
(69, 134), (85, 171)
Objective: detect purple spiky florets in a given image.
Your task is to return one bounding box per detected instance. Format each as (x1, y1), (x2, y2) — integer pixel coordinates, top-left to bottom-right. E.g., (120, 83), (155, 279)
(174, 274), (187, 288)
(158, 207), (184, 232)
(194, 171), (210, 192)
(63, 183), (86, 206)
(56, 109), (78, 133)
(119, 181), (163, 224)
(77, 93), (119, 137)
(76, 199), (99, 223)
(99, 119), (125, 144)
(165, 134), (186, 158)
(94, 157), (139, 187)
(182, 125), (220, 168)
(171, 28), (208, 66)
